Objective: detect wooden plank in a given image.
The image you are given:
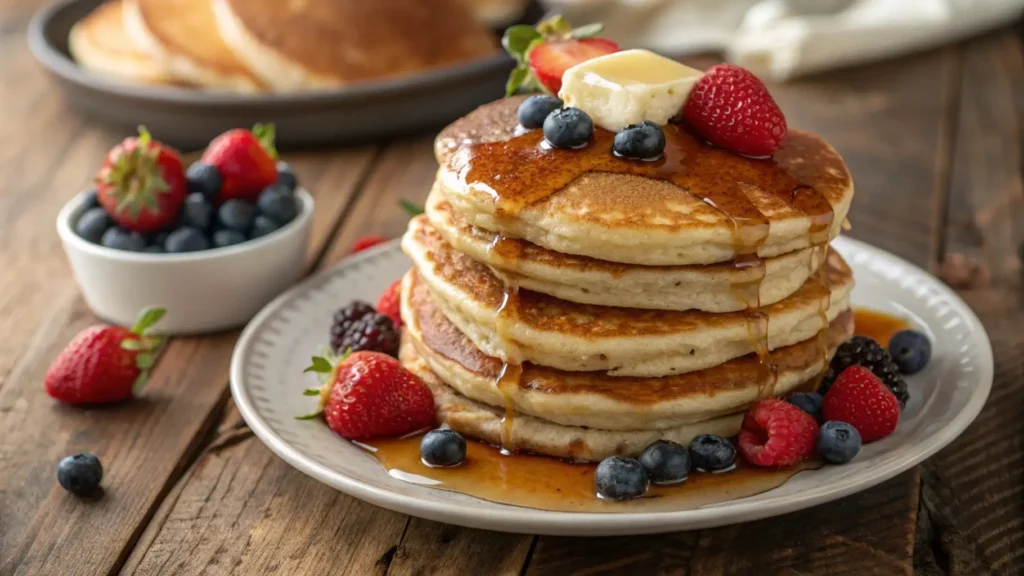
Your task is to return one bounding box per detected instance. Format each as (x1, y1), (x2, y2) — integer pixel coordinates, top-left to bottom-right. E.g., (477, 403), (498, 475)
(526, 533), (697, 576)
(0, 148), (377, 575)
(919, 30), (1024, 576)
(386, 519), (534, 576)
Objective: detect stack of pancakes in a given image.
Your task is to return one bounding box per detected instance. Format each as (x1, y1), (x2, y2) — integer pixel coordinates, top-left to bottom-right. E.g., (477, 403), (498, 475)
(70, 0), (509, 91)
(399, 96), (856, 462)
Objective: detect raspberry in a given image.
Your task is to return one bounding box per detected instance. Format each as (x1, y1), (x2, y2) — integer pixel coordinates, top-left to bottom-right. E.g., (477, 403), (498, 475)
(820, 336), (908, 410)
(329, 301), (375, 352)
(376, 280), (402, 328)
(334, 312), (399, 357)
(738, 399), (818, 467)
(822, 366), (900, 443)
(682, 64), (787, 157)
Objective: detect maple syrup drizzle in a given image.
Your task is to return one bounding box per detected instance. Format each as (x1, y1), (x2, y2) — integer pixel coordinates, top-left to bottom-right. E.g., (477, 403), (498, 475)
(489, 235), (525, 453)
(853, 308), (910, 346)
(454, 125), (834, 402)
(362, 434), (821, 513)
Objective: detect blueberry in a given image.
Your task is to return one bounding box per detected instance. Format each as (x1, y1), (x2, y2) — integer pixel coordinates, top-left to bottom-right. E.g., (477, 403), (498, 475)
(638, 440), (690, 485)
(543, 107), (593, 149)
(152, 231), (170, 247)
(57, 453), (103, 496)
(143, 245), (165, 254)
(82, 189), (100, 210)
(217, 200), (257, 233)
(181, 193), (214, 231)
(75, 207), (111, 244)
(420, 429), (467, 467)
(212, 229), (247, 248)
(594, 456), (649, 500)
(788, 392), (824, 420)
(888, 330), (931, 375)
(817, 421), (862, 464)
(517, 95), (563, 129)
(275, 161), (298, 192)
(257, 185), (298, 224)
(164, 226), (209, 253)
(613, 121), (666, 160)
(186, 162), (222, 200)
(249, 215), (280, 239)
(101, 227), (147, 251)
(689, 434), (737, 472)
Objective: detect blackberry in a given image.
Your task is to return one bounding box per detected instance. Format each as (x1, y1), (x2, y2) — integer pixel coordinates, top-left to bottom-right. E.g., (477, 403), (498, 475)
(329, 301), (375, 351)
(820, 336), (909, 409)
(333, 312), (399, 356)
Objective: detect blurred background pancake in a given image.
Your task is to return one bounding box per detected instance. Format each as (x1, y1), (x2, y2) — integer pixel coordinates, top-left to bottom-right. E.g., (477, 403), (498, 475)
(68, 0), (176, 86)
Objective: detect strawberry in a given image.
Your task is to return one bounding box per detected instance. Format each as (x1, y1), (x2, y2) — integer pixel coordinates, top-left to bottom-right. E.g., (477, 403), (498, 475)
(502, 16), (619, 96)
(376, 279), (402, 328)
(822, 366), (900, 443)
(299, 350), (435, 440)
(682, 64), (788, 158)
(44, 308), (166, 405)
(200, 124), (278, 202)
(95, 127), (186, 232)
(738, 399), (818, 467)
(351, 235), (388, 254)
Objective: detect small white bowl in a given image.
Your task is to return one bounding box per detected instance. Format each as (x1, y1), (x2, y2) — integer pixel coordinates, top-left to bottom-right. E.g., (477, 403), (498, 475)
(57, 189), (314, 334)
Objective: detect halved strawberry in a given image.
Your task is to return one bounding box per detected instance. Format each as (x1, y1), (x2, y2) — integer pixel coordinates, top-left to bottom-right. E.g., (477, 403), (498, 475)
(502, 16), (619, 96)
(528, 38), (620, 95)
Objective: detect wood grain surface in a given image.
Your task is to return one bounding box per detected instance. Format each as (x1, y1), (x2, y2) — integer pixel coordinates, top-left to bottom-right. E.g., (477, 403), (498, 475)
(0, 1), (1021, 573)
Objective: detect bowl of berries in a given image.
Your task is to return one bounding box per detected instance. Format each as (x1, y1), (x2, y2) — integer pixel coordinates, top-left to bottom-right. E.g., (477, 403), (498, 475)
(56, 124), (314, 334)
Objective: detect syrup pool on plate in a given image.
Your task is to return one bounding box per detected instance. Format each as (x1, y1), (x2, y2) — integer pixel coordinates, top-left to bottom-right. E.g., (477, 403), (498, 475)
(356, 308), (910, 512)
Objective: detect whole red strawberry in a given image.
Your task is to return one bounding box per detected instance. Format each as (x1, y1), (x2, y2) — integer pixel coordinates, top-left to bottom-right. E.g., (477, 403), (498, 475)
(45, 308), (166, 405)
(502, 16), (619, 96)
(738, 399), (818, 467)
(376, 279), (402, 328)
(351, 235), (388, 254)
(95, 127), (186, 232)
(300, 350), (434, 440)
(200, 124), (278, 202)
(822, 366), (900, 443)
(682, 64), (788, 158)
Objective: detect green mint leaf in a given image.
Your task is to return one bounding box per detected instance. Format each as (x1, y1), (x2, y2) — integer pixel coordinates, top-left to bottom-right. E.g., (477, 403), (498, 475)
(506, 65), (530, 97)
(570, 22), (604, 39)
(399, 199), (424, 216)
(303, 356), (333, 374)
(502, 25), (541, 63)
(131, 307), (167, 334)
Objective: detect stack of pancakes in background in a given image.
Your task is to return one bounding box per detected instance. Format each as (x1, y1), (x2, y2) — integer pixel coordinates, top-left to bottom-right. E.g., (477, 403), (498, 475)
(69, 0), (523, 91)
(399, 96), (857, 462)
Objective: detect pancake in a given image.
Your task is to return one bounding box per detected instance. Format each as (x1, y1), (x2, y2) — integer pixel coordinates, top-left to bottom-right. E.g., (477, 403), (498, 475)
(400, 337), (743, 462)
(123, 0), (262, 91)
(434, 96), (855, 266)
(212, 0), (498, 91)
(402, 219), (853, 377)
(401, 268), (855, 431)
(69, 0), (177, 86)
(426, 189), (824, 312)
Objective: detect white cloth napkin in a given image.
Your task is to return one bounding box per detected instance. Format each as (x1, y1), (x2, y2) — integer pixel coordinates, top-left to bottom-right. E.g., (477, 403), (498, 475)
(542, 0), (1024, 80)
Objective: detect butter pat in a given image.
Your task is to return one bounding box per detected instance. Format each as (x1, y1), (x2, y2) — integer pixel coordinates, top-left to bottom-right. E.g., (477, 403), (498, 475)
(558, 49), (703, 133)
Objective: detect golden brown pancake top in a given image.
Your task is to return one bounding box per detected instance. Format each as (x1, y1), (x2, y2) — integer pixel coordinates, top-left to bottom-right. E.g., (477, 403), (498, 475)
(223, 0), (498, 83)
(408, 271), (854, 404)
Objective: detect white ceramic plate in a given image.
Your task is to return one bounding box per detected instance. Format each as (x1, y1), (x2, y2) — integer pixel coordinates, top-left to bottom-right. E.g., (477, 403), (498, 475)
(230, 237), (993, 536)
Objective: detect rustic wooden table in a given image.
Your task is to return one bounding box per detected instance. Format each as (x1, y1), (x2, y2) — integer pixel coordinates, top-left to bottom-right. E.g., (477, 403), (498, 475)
(2, 2), (1022, 573)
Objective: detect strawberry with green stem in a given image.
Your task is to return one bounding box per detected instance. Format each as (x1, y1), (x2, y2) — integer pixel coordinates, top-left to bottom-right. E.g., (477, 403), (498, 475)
(299, 349), (435, 440)
(200, 124), (279, 202)
(502, 15), (620, 96)
(96, 127), (187, 232)
(45, 307), (167, 405)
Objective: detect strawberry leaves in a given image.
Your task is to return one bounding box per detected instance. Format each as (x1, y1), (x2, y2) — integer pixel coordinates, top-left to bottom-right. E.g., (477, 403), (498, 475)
(501, 16), (609, 96)
(120, 306), (167, 394)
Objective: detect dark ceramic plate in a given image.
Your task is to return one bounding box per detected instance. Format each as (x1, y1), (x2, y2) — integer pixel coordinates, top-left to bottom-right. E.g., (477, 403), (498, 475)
(29, 0), (533, 149)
